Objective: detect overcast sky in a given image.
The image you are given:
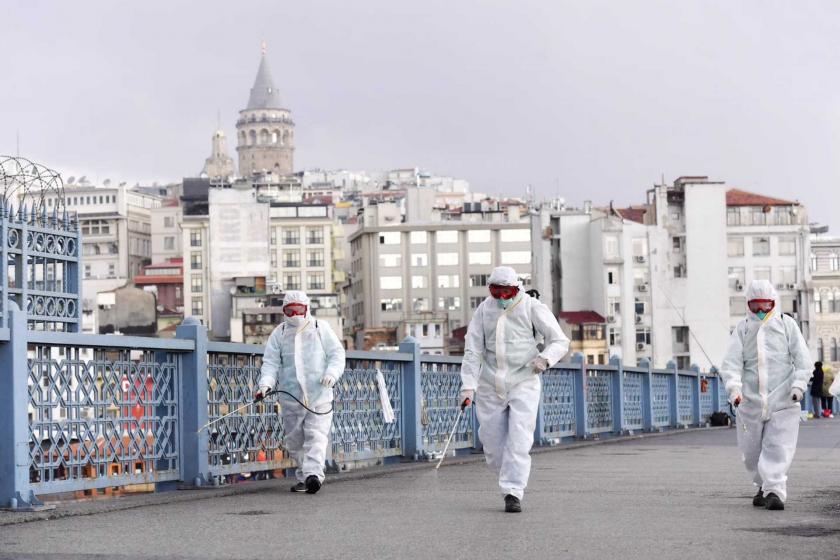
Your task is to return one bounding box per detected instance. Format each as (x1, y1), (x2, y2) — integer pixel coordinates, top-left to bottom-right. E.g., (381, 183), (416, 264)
(3, 1), (839, 231)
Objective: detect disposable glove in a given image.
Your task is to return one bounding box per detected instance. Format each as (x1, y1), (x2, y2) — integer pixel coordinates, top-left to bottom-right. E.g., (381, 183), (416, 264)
(254, 385), (272, 401)
(790, 387), (804, 402)
(729, 391), (742, 407)
(531, 357), (549, 374)
(320, 375), (337, 388)
(459, 389), (475, 409)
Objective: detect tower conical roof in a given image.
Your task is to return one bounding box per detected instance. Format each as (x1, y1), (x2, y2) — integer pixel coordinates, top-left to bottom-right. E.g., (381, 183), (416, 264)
(246, 47), (283, 110)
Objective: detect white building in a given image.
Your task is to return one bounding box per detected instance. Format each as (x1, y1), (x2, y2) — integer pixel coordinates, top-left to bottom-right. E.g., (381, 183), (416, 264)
(347, 193), (532, 353)
(811, 234), (840, 368)
(151, 199), (182, 264)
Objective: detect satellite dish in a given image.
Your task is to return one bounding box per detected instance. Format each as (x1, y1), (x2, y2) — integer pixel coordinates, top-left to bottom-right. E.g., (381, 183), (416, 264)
(103, 179), (111, 186)
(67, 176), (76, 184)
(78, 176), (87, 184)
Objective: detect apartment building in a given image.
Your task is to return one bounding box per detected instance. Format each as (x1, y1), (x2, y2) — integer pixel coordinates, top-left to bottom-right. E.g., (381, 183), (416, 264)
(812, 235), (840, 368)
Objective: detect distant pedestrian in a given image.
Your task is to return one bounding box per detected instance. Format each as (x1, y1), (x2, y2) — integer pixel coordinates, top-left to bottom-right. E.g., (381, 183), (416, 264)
(810, 362), (824, 419)
(822, 367), (835, 419)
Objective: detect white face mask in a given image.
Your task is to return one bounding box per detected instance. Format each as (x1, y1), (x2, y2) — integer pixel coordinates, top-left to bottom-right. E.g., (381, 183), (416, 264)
(286, 315), (306, 327)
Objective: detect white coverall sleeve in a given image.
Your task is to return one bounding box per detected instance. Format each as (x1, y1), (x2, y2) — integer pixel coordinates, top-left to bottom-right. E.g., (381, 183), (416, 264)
(532, 301), (570, 366)
(719, 324), (744, 397)
(460, 304), (485, 391)
(320, 323), (347, 381)
(784, 316), (812, 392)
(257, 326), (283, 389)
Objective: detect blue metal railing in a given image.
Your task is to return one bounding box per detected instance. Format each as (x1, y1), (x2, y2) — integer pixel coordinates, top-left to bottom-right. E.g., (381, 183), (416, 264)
(0, 305), (727, 509)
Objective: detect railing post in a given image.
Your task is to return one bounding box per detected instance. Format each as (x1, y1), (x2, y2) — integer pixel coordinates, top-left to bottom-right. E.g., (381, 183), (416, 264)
(641, 358), (654, 432)
(610, 356), (624, 435)
(399, 336), (423, 460)
(572, 353), (588, 439)
(667, 360), (679, 428)
(710, 366), (721, 413)
(175, 317), (211, 487)
(0, 302), (47, 510)
(691, 364), (702, 427)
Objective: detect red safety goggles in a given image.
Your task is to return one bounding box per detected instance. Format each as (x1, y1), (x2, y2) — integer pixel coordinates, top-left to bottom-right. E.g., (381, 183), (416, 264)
(489, 284), (519, 300)
(283, 303), (308, 317)
(747, 299), (775, 314)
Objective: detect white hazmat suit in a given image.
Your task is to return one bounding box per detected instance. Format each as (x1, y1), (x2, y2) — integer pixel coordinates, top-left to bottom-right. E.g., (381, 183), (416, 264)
(460, 267), (570, 501)
(719, 280), (811, 503)
(257, 291), (346, 488)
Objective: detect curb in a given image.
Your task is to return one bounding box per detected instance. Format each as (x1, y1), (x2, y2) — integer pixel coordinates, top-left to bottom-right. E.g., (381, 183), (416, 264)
(0, 425), (731, 526)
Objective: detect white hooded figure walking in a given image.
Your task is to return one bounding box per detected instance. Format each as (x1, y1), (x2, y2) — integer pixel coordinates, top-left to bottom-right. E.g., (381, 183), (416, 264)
(719, 279), (811, 511)
(255, 291), (346, 494)
(458, 266), (570, 513)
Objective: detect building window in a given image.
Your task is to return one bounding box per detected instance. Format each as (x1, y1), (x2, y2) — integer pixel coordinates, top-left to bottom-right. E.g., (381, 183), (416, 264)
(750, 207), (767, 226)
(413, 297), (430, 312)
(270, 228), (277, 246)
(381, 298), (403, 312)
(437, 253), (459, 266)
(469, 252), (492, 265)
(379, 232), (401, 245)
(519, 273), (532, 286)
(609, 330), (621, 346)
(108, 263), (116, 278)
(500, 229), (530, 243)
(815, 290), (822, 314)
(828, 291), (837, 313)
(438, 296), (461, 311)
(470, 296), (485, 309)
(271, 252), (277, 267)
(284, 251), (301, 268)
(726, 207), (741, 226)
(607, 270), (617, 285)
(604, 236), (619, 259)
(308, 250), (325, 267)
(635, 329), (651, 345)
(468, 230), (491, 243)
(284, 274), (301, 291)
(753, 237), (770, 256)
(674, 265), (686, 278)
(190, 253), (202, 270)
(634, 300), (645, 315)
(608, 298), (620, 318)
(283, 228), (300, 245)
(470, 274), (489, 287)
(306, 227), (324, 245)
(412, 275), (428, 289)
(832, 338), (839, 362)
(436, 230), (458, 244)
(778, 238), (796, 256)
(437, 275), (460, 289)
(190, 231), (202, 247)
(728, 267), (745, 291)
(379, 254), (401, 268)
(818, 338), (824, 362)
(191, 275), (202, 292)
(502, 251), (531, 265)
(164, 216), (175, 228)
(753, 267), (771, 282)
(672, 237), (683, 253)
(307, 272), (325, 290)
(727, 237), (744, 257)
(191, 297), (203, 316)
(779, 267), (796, 287)
(381, 276), (403, 290)
(831, 253), (840, 272)
(410, 231), (427, 244)
(164, 236), (175, 250)
(411, 253), (428, 267)
(84, 264), (91, 279)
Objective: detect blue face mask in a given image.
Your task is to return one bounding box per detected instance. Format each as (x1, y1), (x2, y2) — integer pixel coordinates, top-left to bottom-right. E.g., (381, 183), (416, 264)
(498, 298), (515, 309)
(756, 311), (768, 321)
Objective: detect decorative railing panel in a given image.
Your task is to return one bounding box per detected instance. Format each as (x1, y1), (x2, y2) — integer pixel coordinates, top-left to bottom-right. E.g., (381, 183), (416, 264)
(540, 368), (577, 441)
(420, 360), (474, 453)
(26, 343), (180, 493)
(622, 371), (645, 431)
(651, 373), (672, 428)
(585, 368), (613, 433)
(678, 375), (694, 426)
(332, 358), (403, 461)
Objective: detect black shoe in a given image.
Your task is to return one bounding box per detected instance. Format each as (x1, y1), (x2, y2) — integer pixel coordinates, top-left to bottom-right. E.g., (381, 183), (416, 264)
(290, 482), (306, 493)
(504, 494), (522, 513)
(305, 475), (322, 494)
(765, 493), (785, 511)
(752, 488), (766, 507)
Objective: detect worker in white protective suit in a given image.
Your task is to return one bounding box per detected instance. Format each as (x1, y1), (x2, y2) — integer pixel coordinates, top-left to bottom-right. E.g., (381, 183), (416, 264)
(719, 279), (811, 511)
(459, 266), (570, 513)
(255, 291), (345, 494)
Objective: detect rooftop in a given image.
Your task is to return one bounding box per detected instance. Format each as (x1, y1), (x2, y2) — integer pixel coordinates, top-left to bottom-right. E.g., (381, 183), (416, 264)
(558, 311), (606, 325)
(726, 188), (798, 207)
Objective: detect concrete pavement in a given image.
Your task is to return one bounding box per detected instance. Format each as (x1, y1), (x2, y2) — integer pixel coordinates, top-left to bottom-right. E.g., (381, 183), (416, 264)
(2, 420), (840, 559)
